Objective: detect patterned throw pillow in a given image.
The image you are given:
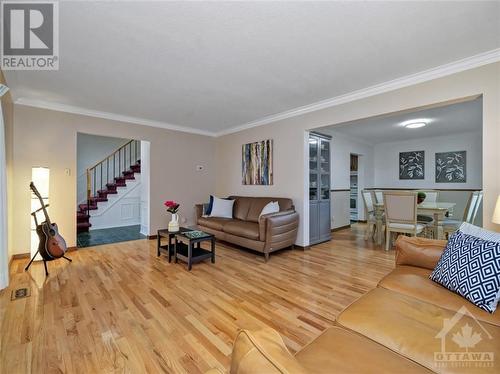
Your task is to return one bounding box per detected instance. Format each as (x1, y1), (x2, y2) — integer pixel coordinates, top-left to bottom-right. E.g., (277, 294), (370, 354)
(430, 230), (500, 313)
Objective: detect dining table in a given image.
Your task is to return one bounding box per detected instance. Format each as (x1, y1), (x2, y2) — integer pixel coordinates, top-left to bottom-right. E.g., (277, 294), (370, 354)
(373, 201), (456, 245)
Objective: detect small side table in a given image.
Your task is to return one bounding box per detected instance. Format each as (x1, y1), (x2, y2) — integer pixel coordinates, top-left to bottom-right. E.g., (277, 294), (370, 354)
(174, 231), (215, 271)
(157, 227), (193, 262)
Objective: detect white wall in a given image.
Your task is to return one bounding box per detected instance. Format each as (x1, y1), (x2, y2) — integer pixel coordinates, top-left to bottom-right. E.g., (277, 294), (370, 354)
(11, 105), (215, 254)
(1, 72), (14, 267)
(76, 133), (130, 204)
(0, 104), (8, 289)
(140, 141), (150, 236)
(215, 62), (500, 246)
(374, 131), (482, 189)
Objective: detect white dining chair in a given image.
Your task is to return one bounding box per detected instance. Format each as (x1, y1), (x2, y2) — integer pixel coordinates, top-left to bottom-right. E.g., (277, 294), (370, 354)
(361, 190), (379, 240)
(374, 190), (384, 204)
(443, 191), (483, 237)
(383, 191), (426, 250)
(419, 190), (439, 203)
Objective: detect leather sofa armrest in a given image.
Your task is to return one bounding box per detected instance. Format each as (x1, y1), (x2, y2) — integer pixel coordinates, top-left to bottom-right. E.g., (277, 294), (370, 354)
(259, 210), (297, 241)
(395, 236), (447, 270)
(230, 328), (306, 374)
(195, 204), (204, 224)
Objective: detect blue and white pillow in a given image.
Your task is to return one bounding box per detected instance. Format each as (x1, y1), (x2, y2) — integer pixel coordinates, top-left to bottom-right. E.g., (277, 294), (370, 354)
(430, 228), (500, 313)
(202, 195), (214, 217)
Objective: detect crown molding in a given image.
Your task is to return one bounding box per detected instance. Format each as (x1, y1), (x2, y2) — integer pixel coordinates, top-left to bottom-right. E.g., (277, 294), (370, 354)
(215, 48), (500, 136)
(13, 48), (500, 138)
(14, 97), (217, 137)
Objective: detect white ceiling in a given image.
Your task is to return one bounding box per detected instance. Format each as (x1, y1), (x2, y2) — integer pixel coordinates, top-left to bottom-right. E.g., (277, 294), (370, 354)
(5, 1), (500, 135)
(318, 97), (482, 144)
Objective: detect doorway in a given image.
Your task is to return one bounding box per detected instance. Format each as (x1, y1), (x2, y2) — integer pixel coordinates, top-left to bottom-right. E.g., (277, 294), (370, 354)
(76, 133), (150, 247)
(350, 154), (358, 222)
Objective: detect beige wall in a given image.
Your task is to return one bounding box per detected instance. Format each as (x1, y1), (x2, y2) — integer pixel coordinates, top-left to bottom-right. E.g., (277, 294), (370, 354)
(11, 105), (216, 254)
(1, 70), (14, 261)
(216, 62), (500, 246)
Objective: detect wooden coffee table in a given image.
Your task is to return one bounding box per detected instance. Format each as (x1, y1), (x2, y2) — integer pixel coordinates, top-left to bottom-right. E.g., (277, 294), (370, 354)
(174, 229), (215, 271)
(157, 227), (193, 262)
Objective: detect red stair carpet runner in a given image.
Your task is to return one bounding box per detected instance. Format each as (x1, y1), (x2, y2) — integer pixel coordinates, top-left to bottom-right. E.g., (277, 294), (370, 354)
(77, 160), (141, 233)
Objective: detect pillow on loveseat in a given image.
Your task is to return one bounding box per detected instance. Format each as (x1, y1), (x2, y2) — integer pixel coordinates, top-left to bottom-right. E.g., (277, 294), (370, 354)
(430, 225), (500, 313)
(209, 196), (234, 218)
(260, 201), (280, 217)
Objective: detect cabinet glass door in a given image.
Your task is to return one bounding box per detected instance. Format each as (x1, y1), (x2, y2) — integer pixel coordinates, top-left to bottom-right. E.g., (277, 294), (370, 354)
(310, 173), (318, 200)
(309, 138), (318, 172)
(309, 136), (319, 201)
(320, 140), (330, 173)
(320, 139), (330, 200)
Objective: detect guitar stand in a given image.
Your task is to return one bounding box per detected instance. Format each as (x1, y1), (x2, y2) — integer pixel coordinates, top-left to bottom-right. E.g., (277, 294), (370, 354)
(26, 207), (72, 276)
(24, 250), (72, 276)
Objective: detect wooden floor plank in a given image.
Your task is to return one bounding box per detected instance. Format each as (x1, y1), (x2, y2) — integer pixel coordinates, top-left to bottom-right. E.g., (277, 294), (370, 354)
(0, 224), (394, 373)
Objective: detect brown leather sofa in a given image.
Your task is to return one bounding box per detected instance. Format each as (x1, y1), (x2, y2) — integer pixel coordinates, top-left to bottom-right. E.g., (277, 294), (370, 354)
(195, 196), (299, 261)
(214, 236), (500, 373)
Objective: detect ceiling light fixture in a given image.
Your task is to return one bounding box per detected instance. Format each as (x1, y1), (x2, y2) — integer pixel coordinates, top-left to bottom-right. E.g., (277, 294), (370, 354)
(404, 121), (426, 129)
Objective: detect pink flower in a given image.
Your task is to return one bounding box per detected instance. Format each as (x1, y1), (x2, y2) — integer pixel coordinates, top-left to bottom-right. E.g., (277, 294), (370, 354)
(164, 200), (180, 213)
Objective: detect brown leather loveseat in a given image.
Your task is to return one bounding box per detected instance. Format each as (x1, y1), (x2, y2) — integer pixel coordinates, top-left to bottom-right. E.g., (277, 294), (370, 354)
(212, 236), (500, 373)
(195, 196), (299, 261)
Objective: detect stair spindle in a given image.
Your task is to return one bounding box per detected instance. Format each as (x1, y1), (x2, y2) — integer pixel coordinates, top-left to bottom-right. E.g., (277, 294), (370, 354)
(79, 139), (137, 234)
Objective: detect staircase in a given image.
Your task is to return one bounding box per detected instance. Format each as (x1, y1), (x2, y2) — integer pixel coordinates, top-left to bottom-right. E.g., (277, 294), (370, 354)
(77, 140), (141, 233)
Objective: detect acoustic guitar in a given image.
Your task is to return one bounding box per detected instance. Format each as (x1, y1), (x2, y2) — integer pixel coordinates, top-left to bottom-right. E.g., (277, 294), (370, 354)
(30, 182), (67, 260)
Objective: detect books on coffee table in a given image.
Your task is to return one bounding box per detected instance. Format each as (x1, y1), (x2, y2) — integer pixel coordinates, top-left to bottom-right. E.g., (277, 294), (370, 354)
(182, 230), (211, 239)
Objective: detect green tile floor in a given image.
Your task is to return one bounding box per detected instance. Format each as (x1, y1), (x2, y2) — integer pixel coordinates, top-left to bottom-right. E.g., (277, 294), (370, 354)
(77, 225), (146, 248)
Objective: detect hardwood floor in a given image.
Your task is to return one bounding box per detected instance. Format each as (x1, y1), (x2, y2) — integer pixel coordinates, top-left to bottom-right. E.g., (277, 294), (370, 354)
(1, 225), (395, 373)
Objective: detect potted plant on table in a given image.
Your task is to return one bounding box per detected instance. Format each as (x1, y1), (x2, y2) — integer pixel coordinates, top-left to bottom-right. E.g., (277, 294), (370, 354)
(417, 192), (426, 205)
(164, 200), (180, 232)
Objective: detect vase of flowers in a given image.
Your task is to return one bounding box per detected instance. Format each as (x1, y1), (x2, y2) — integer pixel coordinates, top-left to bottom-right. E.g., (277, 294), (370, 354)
(164, 200), (180, 232)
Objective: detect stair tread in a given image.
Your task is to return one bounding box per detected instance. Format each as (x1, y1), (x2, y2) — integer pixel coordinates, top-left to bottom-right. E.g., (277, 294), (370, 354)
(90, 197), (108, 202)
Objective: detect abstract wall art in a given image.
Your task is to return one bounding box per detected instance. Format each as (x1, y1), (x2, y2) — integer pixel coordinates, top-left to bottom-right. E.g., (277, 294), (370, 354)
(435, 151), (466, 183)
(399, 151), (425, 180)
(242, 139), (273, 185)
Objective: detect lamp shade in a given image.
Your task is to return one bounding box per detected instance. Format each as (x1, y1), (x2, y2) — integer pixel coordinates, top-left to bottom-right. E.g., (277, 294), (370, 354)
(493, 195), (500, 225)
